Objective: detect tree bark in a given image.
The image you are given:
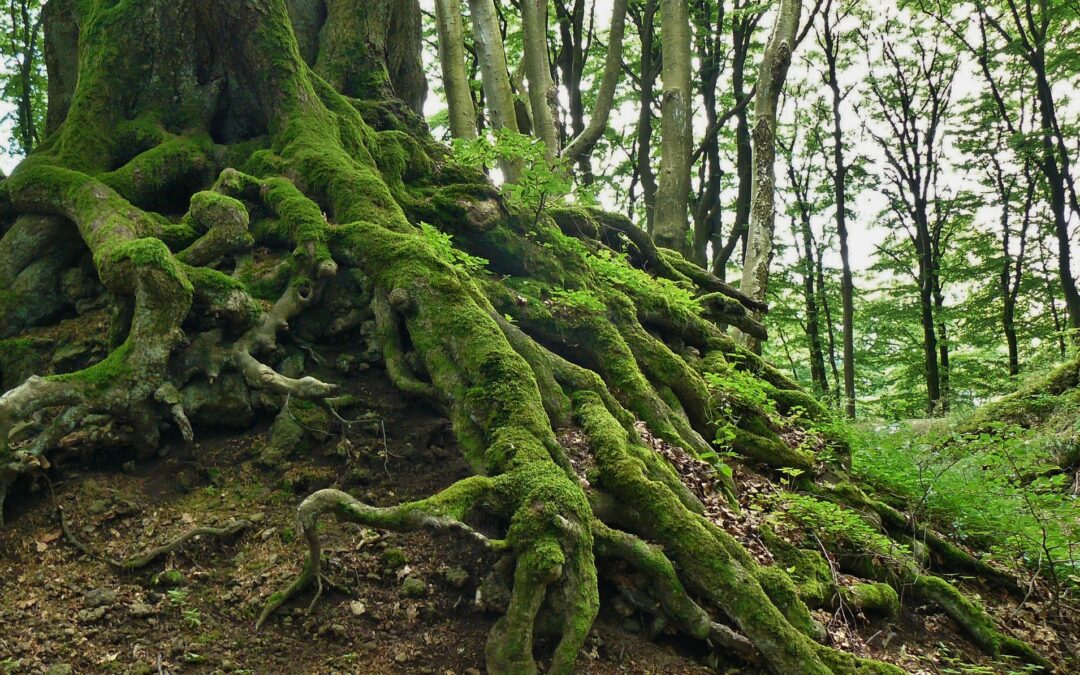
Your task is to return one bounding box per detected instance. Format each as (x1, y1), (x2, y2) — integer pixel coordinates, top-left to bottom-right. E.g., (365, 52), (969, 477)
(711, 3), (760, 280)
(819, 0), (856, 417)
(434, 0), (478, 140)
(520, 0), (560, 160)
(652, 0), (693, 254)
(734, 0), (802, 351)
(634, 0), (660, 232)
(468, 0), (522, 181)
(561, 0), (628, 166)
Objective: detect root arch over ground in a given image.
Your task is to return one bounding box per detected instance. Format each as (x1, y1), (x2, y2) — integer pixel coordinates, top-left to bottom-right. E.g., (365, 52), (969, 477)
(0, 1), (1053, 673)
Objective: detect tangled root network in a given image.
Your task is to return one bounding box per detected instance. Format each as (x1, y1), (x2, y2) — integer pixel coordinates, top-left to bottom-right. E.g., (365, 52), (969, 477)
(0, 1), (1052, 672)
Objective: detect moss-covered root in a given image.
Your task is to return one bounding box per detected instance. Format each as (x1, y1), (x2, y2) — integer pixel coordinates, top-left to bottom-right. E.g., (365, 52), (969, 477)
(912, 575), (1052, 670)
(574, 391), (899, 674)
(807, 488), (1050, 669)
(593, 521), (758, 663)
(827, 482), (1021, 594)
(265, 471), (599, 675)
(0, 165), (194, 491)
(257, 479), (503, 628)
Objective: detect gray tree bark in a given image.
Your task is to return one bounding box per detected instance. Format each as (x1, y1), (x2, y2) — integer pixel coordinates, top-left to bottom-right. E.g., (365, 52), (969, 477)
(434, 0), (477, 139)
(520, 0), (560, 161)
(652, 0), (692, 254)
(468, 0), (522, 181)
(734, 0), (802, 351)
(561, 0), (628, 165)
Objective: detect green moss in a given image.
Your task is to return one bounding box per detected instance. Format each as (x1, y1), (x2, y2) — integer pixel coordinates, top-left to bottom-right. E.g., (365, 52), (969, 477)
(573, 390), (837, 674)
(760, 525), (834, 608)
(841, 582), (899, 618)
(51, 339), (134, 388)
(0, 338), (49, 389)
(381, 547), (408, 569)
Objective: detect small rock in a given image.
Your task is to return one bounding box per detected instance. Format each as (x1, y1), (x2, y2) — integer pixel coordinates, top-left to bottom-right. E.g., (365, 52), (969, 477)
(400, 577), (427, 598)
(129, 602), (157, 618)
(155, 570), (186, 587)
(349, 600), (367, 616)
(77, 606), (107, 623)
(330, 623), (347, 638)
(443, 567), (469, 589)
(83, 588), (117, 608)
(381, 547), (407, 569)
(394, 652), (409, 664)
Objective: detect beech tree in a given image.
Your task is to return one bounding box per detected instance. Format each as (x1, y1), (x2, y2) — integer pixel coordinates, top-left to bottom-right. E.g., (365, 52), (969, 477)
(735, 0), (804, 350)
(815, 0), (859, 418)
(864, 17), (958, 414)
(433, 0), (478, 140)
(0, 1), (1061, 673)
(468, 0), (522, 180)
(652, 0), (693, 253)
(520, 0), (560, 160)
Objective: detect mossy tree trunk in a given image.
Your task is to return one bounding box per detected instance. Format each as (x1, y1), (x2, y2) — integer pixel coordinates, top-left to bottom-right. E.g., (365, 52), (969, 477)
(0, 2), (1050, 673)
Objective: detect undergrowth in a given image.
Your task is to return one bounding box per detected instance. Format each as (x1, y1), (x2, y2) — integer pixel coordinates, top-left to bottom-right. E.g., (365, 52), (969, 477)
(851, 415), (1080, 591)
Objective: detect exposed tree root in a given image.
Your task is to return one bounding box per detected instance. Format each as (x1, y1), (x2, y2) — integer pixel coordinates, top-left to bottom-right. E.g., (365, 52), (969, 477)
(256, 479), (503, 629)
(59, 499), (251, 571)
(0, 1), (1057, 672)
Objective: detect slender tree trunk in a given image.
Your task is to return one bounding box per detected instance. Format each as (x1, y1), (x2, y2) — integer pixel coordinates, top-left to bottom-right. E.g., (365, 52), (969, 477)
(521, 0), (560, 160)
(554, 0), (587, 150)
(1033, 54), (1080, 334)
(468, 0), (521, 181)
(1040, 246), (1069, 358)
(711, 14), (754, 280)
(793, 216), (827, 395)
(817, 250), (842, 403)
(735, 0), (802, 351)
(690, 0), (725, 268)
(636, 0), (659, 232)
(934, 286), (950, 413)
(918, 227), (942, 415)
(997, 182), (1020, 376)
(434, 0), (477, 140)
(652, 0), (693, 254)
(822, 13), (855, 417)
(561, 0), (628, 166)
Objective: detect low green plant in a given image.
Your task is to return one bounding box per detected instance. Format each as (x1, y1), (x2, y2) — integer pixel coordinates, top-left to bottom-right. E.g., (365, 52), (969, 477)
(452, 129), (571, 213)
(418, 222), (489, 274)
(852, 419), (1080, 592)
(167, 587), (204, 628)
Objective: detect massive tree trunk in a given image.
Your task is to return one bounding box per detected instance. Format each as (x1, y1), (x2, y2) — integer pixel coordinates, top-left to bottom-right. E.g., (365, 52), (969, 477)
(0, 1), (1049, 673)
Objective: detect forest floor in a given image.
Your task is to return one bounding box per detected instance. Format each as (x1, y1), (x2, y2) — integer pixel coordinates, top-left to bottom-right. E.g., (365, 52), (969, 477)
(0, 365), (1075, 674)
